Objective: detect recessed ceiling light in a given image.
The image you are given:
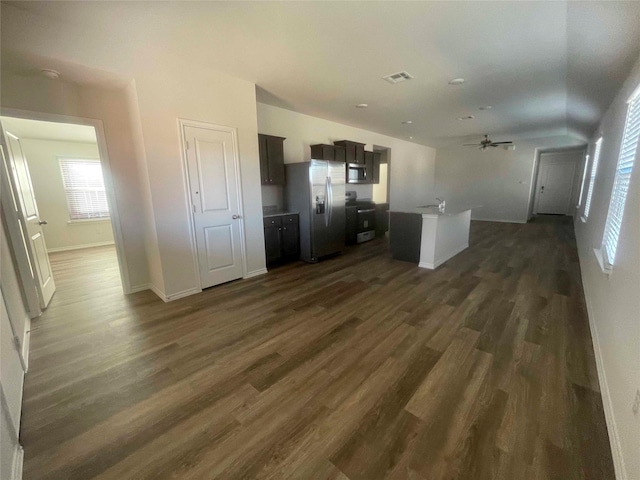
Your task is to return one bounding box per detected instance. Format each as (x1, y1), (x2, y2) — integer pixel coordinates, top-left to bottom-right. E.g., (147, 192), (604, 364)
(448, 78), (465, 85)
(401, 120), (413, 124)
(356, 103), (368, 108)
(407, 136), (413, 140)
(40, 69), (60, 79)
(479, 106), (492, 110)
(457, 115), (475, 120)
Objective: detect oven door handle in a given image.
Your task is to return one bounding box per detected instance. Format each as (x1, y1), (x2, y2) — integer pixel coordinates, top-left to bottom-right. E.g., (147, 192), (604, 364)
(357, 208), (375, 213)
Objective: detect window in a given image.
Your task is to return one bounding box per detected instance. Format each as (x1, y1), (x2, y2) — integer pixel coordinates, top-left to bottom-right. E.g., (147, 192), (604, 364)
(577, 153), (589, 208)
(59, 159), (110, 221)
(583, 137), (603, 219)
(602, 88), (640, 266)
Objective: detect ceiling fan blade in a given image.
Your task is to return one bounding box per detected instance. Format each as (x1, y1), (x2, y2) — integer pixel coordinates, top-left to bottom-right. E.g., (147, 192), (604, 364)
(463, 143), (480, 146)
(490, 141), (513, 144)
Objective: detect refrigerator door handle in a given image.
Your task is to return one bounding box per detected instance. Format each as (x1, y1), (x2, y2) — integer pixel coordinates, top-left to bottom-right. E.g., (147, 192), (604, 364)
(327, 176), (332, 227)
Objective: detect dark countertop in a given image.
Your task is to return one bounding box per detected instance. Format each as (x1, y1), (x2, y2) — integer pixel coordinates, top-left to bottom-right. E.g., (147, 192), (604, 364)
(262, 211), (299, 218)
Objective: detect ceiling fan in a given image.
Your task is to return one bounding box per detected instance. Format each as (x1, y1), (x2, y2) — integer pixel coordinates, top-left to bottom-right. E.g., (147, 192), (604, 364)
(464, 135), (513, 150)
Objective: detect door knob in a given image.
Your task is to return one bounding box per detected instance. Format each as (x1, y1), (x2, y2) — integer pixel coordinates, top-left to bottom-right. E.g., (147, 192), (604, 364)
(38, 220), (48, 225)
(232, 214), (240, 219)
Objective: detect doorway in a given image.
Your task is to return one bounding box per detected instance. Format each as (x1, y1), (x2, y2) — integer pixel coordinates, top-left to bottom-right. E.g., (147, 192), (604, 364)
(1, 113), (128, 314)
(532, 149), (585, 216)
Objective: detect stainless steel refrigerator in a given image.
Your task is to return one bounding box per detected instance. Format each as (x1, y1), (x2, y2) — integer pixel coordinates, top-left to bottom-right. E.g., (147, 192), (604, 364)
(284, 160), (346, 263)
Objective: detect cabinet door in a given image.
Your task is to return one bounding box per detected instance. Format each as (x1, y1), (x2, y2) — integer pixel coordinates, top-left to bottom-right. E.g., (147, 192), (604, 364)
(345, 206), (358, 244)
(334, 146), (346, 163)
(354, 143), (365, 164)
(266, 136), (285, 185)
(281, 222), (299, 259)
(371, 152), (381, 184)
(264, 225), (282, 264)
(258, 134), (270, 185)
(364, 151), (374, 184)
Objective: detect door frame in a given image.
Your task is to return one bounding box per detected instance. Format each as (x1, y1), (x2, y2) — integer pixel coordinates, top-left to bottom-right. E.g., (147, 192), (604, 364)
(1, 108), (133, 295)
(177, 118), (248, 290)
(527, 146), (586, 219)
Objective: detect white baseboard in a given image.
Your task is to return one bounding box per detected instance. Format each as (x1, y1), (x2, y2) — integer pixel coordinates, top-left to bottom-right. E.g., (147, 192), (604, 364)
(150, 285), (201, 303)
(471, 217), (527, 224)
(419, 243), (469, 270)
(47, 241), (115, 253)
(12, 444), (23, 480)
(129, 283), (151, 294)
(244, 268), (268, 279)
(149, 284), (168, 302)
(576, 238), (626, 479)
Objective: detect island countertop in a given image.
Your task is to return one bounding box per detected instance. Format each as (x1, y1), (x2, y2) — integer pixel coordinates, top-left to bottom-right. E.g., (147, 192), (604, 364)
(390, 205), (481, 218)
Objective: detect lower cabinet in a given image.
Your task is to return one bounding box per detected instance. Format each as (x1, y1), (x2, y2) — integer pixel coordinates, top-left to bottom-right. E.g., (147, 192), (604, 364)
(264, 214), (300, 266)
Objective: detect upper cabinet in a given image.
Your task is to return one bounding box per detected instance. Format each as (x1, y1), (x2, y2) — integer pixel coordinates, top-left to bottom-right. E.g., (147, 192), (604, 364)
(259, 134), (286, 185)
(371, 151), (382, 184)
(310, 144), (346, 163)
(334, 140), (366, 164)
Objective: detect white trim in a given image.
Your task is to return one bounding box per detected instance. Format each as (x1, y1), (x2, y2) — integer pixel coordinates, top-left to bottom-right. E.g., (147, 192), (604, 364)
(593, 247), (613, 276)
(12, 445), (24, 480)
(471, 217), (527, 224)
(244, 268), (268, 279)
(177, 118), (248, 291)
(149, 284), (168, 302)
(67, 218), (111, 225)
(419, 243), (468, 269)
(129, 283), (151, 293)
(0, 384), (24, 480)
(577, 250), (626, 480)
(47, 241), (115, 253)
(1, 108), (133, 294)
(148, 283), (201, 303)
(166, 287), (202, 302)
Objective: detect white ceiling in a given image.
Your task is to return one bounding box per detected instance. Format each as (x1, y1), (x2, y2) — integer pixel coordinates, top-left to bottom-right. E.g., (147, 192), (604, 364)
(2, 1), (640, 148)
(1, 116), (97, 144)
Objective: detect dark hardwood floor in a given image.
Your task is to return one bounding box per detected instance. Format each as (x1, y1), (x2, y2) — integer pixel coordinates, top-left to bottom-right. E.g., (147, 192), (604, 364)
(21, 218), (614, 479)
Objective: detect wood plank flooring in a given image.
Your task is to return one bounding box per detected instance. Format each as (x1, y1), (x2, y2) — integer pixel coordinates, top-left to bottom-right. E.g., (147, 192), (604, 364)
(21, 217), (614, 479)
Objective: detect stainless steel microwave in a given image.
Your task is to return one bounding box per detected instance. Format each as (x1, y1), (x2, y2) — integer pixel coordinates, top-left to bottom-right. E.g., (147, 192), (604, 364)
(347, 163), (367, 183)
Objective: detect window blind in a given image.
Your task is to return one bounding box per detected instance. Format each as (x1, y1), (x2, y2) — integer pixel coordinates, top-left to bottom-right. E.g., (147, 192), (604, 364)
(577, 154), (590, 207)
(602, 91), (640, 265)
(59, 159), (110, 221)
(583, 138), (602, 219)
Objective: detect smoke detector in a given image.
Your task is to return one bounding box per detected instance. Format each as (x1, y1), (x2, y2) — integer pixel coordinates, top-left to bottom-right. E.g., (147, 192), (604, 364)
(40, 69), (60, 79)
(383, 71), (414, 84)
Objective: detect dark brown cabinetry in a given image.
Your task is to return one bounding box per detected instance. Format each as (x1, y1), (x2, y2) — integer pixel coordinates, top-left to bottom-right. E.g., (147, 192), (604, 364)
(263, 214), (299, 266)
(310, 144), (346, 163)
(371, 152), (382, 184)
(345, 206), (358, 245)
(334, 140), (365, 164)
(259, 134), (286, 185)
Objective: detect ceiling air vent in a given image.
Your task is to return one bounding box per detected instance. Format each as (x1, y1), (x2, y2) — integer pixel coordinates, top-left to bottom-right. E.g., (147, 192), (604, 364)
(382, 71), (414, 84)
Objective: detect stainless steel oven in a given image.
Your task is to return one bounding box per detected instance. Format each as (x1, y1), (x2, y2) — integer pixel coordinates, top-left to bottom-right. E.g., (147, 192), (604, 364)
(356, 205), (376, 243)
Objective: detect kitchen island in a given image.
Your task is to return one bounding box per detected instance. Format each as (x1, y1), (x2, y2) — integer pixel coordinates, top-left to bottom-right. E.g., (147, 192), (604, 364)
(389, 206), (476, 269)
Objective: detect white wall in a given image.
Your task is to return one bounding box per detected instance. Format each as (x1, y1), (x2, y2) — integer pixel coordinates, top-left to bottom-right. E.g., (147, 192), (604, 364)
(16, 138), (115, 251)
(132, 67), (266, 299)
(1, 75), (154, 292)
(434, 136), (585, 223)
(573, 54), (640, 480)
(257, 103), (436, 211)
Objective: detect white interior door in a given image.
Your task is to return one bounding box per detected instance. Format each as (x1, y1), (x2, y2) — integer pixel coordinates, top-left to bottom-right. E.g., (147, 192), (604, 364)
(2, 129), (56, 307)
(183, 124), (244, 288)
(535, 156), (577, 215)
(1, 289), (25, 480)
